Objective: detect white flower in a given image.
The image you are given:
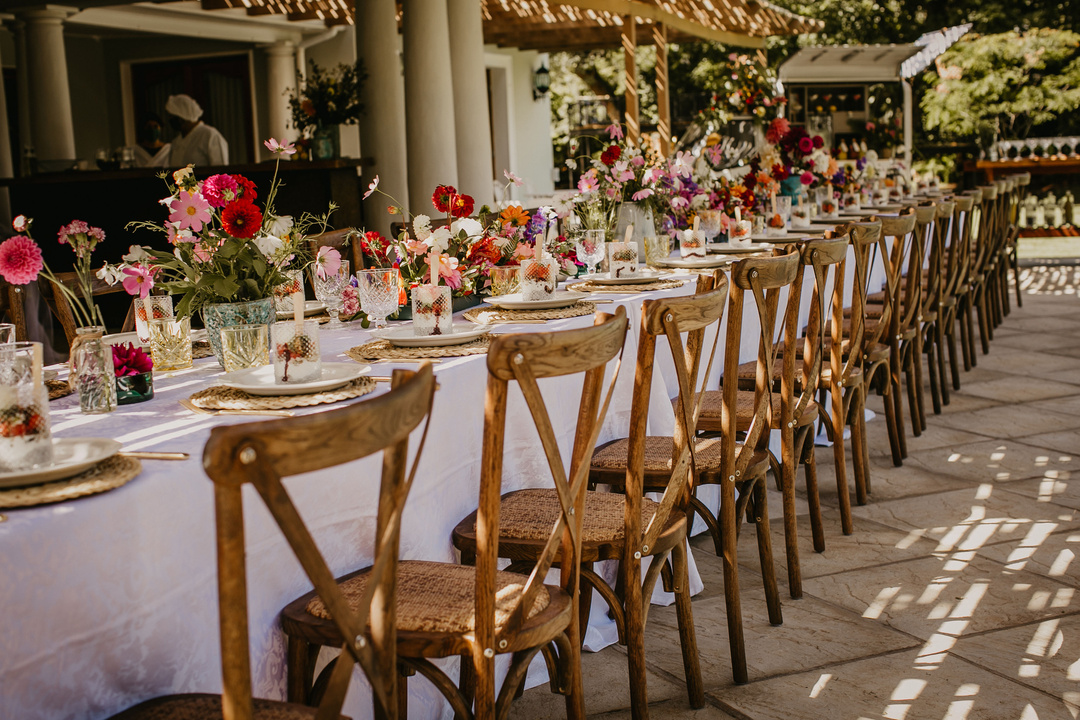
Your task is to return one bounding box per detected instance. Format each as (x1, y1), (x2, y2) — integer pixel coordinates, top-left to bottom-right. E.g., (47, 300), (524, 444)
(429, 227), (452, 254)
(565, 158), (577, 170)
(266, 215), (294, 238)
(451, 217), (483, 238)
(690, 193), (709, 210)
(122, 245), (150, 263)
(413, 214), (432, 241)
(552, 191), (576, 218)
(254, 234), (285, 259)
(96, 265), (123, 285)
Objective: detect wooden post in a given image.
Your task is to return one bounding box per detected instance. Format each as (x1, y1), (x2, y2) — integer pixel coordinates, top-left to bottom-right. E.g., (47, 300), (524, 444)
(622, 15), (639, 146)
(653, 22), (670, 156)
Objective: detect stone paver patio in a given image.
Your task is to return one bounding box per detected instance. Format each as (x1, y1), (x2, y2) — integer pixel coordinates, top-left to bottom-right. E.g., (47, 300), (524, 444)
(511, 266), (1080, 720)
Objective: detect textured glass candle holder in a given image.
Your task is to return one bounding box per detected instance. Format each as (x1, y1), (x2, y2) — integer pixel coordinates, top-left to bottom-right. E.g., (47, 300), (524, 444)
(519, 258), (557, 301)
(644, 234), (671, 267)
(729, 220), (753, 247)
(135, 295), (173, 344)
(148, 316), (193, 372)
(678, 231), (706, 259)
(0, 342), (53, 471)
(608, 241), (640, 276)
(221, 324), (270, 373)
(272, 320), (321, 384)
(411, 285), (452, 336)
(273, 269), (306, 314)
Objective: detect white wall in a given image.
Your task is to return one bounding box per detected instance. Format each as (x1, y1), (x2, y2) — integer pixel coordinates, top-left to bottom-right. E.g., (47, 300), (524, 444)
(302, 29), (361, 161)
(484, 47), (555, 203)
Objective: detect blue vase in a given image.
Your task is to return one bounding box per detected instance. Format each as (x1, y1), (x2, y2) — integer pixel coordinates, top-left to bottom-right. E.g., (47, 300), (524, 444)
(780, 176), (803, 197)
(201, 298), (275, 368)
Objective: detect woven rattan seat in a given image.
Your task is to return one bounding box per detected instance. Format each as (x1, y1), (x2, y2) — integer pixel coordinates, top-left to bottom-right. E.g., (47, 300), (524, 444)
(697, 390), (818, 429)
(304, 560), (550, 634)
(488, 488), (661, 544)
(591, 435), (724, 473)
(110, 694), (338, 720)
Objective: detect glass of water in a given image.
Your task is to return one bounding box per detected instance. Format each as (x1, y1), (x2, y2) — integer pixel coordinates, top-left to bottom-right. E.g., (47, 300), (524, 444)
(575, 230), (606, 276)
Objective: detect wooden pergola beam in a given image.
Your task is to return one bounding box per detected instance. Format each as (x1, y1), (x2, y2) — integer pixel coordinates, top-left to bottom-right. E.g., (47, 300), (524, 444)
(654, 22), (670, 155)
(561, 0), (766, 48)
(622, 14), (639, 145)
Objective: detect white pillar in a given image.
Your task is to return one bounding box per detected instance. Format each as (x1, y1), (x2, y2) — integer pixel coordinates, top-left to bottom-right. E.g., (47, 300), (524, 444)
(20, 8), (76, 163)
(447, 0), (493, 206)
(264, 41), (296, 153)
(403, 0), (459, 209)
(902, 79), (913, 167)
(10, 21), (32, 171)
(356, 0), (409, 235)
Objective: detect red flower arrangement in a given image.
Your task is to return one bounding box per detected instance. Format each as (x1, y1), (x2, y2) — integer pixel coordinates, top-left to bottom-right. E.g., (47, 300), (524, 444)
(221, 201), (263, 239)
(432, 184), (475, 219)
(600, 145), (621, 166)
(360, 230), (392, 265)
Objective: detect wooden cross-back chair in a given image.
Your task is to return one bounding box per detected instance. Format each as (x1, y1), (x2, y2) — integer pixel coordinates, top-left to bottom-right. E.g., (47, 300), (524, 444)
(899, 202), (939, 435)
(940, 194), (975, 394)
(993, 177), (1020, 321)
(111, 365), (437, 720)
(39, 272), (136, 345)
(307, 228), (364, 278)
(0, 278), (29, 340)
(1006, 173), (1030, 308)
(922, 198), (956, 416)
(969, 184), (999, 356)
(957, 189), (984, 372)
(284, 311), (630, 720)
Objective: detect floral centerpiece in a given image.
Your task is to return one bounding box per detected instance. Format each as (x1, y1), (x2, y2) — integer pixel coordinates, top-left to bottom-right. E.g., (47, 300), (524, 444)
(696, 53), (785, 128)
(288, 61), (366, 160)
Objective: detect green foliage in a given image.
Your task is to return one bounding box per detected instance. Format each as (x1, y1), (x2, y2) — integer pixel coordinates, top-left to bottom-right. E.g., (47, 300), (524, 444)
(288, 60), (367, 137)
(922, 30), (1080, 143)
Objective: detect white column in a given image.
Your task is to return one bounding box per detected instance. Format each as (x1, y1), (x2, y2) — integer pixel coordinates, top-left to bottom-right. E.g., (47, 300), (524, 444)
(264, 42), (296, 152)
(356, 0), (409, 235)
(19, 8), (76, 162)
(447, 0), (493, 206)
(10, 21), (32, 170)
(902, 79), (913, 167)
(403, 0), (459, 208)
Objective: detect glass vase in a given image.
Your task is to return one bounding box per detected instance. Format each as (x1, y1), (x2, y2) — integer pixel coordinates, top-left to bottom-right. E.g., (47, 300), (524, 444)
(202, 297), (276, 368)
(116, 372), (154, 405)
(70, 326), (117, 415)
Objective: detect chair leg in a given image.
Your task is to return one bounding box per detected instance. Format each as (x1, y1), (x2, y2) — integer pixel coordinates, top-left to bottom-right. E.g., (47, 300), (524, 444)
(752, 479), (783, 626)
(880, 367), (904, 468)
(561, 616), (586, 720)
(960, 295), (975, 370)
(945, 317), (962, 391)
(1000, 258), (1012, 317)
(802, 441), (825, 553)
(780, 423), (802, 599)
(622, 557), (649, 720)
(286, 635), (316, 704)
(830, 385), (854, 535)
(720, 479), (748, 684)
(849, 386), (869, 510)
(977, 287), (992, 354)
(671, 541), (705, 708)
(935, 317), (950, 406)
(905, 342), (924, 437)
(1012, 251), (1024, 307)
(926, 325), (942, 415)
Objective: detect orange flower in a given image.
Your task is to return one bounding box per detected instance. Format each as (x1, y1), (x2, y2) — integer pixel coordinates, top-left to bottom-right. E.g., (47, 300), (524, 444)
(301, 99), (316, 117)
(500, 205), (531, 228)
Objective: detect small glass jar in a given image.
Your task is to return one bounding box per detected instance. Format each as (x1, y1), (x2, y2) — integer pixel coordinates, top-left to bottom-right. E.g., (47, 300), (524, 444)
(791, 204), (811, 228)
(751, 215), (766, 236)
(70, 326), (118, 414)
(0, 341), (53, 470)
(842, 192), (860, 212)
(488, 266), (520, 297)
(608, 241), (640, 276)
(519, 258), (558, 301)
(644, 234), (671, 267)
(729, 219), (753, 247)
(271, 320), (322, 383)
(411, 284), (453, 336)
(678, 231), (705, 259)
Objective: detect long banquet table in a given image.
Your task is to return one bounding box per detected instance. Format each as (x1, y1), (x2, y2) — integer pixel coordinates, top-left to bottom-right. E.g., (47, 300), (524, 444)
(0, 229), (907, 719)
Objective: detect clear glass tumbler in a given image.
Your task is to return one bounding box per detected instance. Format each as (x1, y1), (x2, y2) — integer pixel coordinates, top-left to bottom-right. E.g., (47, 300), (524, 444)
(220, 324), (270, 373)
(411, 285), (453, 336)
(148, 316), (193, 372)
(135, 295), (174, 344)
(0, 341), (53, 471)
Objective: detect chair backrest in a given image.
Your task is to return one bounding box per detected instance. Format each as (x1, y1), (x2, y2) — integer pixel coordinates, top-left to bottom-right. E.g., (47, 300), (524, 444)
(722, 252), (800, 479)
(308, 228), (363, 274)
(0, 279), (28, 340)
(873, 209), (919, 339)
(202, 365), (437, 720)
(928, 198), (957, 309)
(39, 271), (136, 344)
(477, 309), (628, 703)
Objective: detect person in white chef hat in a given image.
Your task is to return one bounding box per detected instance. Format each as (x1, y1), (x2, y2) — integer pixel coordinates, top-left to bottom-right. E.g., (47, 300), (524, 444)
(164, 93), (229, 167)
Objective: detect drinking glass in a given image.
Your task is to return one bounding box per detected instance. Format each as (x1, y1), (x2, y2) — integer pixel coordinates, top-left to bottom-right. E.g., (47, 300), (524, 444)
(148, 316), (193, 372)
(220, 324), (270, 373)
(607, 241), (640, 277)
(134, 295), (173, 344)
(355, 269), (400, 329)
(312, 259), (351, 325)
(271, 320), (321, 384)
(751, 215), (765, 235)
(697, 209), (722, 242)
(644, 234), (671, 267)
(574, 230), (606, 276)
(790, 203), (811, 228)
(775, 196), (792, 225)
(273, 268), (306, 314)
(0, 323), (14, 344)
(0, 341), (52, 472)
(520, 257), (558, 301)
(411, 285), (453, 336)
(488, 266), (520, 296)
(841, 192), (860, 211)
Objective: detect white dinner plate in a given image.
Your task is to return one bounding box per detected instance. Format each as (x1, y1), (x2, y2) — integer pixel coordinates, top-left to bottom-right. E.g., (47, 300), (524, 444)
(485, 291), (587, 310)
(105, 332), (144, 348)
(709, 243), (774, 254)
(276, 301), (326, 320)
(655, 255), (735, 269)
(221, 362), (370, 396)
(578, 270), (668, 285)
(380, 324), (491, 347)
(0, 437), (122, 489)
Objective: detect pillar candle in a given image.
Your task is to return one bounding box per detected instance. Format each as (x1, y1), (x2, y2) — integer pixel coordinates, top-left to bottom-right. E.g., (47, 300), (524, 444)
(428, 247), (440, 285)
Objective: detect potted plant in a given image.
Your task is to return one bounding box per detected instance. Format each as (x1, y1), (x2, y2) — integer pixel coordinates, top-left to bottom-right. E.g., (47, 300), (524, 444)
(288, 61), (366, 161)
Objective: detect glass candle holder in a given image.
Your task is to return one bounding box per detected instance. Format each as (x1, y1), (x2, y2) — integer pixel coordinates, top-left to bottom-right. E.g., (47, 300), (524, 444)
(791, 204), (811, 228)
(271, 320), (322, 384)
(644, 234), (671, 267)
(0, 323), (15, 344)
(411, 284), (452, 336)
(519, 257), (558, 301)
(0, 342), (53, 471)
(821, 198), (839, 217)
(488, 266), (521, 296)
(842, 192), (860, 211)
(729, 219), (753, 247)
(273, 268), (306, 314)
(678, 230), (706, 258)
(220, 323), (270, 373)
(148, 316), (193, 372)
(766, 211), (787, 237)
(608, 241), (640, 277)
(135, 295), (174, 344)
(751, 215), (765, 236)
(775, 196), (792, 225)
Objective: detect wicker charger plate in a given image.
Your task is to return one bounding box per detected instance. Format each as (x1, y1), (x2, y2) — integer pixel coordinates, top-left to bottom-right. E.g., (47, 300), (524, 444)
(566, 278), (685, 294)
(0, 455), (142, 509)
(463, 301), (596, 325)
(190, 376), (377, 411)
(192, 340), (213, 360)
(47, 379), (74, 401)
(346, 336), (490, 362)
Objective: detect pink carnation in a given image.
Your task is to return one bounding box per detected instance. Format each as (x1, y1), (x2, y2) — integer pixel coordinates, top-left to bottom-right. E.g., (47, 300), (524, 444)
(0, 235), (44, 285)
(201, 174), (239, 208)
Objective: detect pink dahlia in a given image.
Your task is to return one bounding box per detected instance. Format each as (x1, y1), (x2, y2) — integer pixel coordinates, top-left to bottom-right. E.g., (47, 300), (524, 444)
(800, 171), (814, 185)
(169, 191), (212, 232)
(0, 235), (44, 285)
(201, 174), (239, 208)
(765, 117), (790, 145)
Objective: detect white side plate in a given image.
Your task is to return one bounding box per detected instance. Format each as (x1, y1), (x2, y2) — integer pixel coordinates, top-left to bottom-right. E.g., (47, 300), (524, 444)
(221, 362), (371, 396)
(485, 291), (587, 310)
(381, 324), (491, 347)
(578, 270), (668, 285)
(275, 301), (326, 319)
(656, 255), (735, 269)
(0, 437), (123, 489)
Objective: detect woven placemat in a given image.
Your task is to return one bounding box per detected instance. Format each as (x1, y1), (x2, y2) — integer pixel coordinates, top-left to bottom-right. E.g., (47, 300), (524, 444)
(0, 455), (142, 509)
(463, 301), (596, 325)
(192, 340), (213, 360)
(346, 337), (490, 362)
(566, 278), (685, 294)
(47, 379), (74, 401)
(190, 376), (377, 410)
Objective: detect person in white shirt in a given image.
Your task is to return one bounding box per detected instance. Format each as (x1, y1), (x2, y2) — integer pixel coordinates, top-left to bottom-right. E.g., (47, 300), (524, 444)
(164, 94), (229, 167)
(130, 113), (171, 168)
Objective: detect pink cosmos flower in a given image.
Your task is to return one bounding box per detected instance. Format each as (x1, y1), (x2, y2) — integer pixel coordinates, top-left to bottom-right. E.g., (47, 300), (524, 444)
(264, 138), (297, 155)
(672, 151), (693, 178)
(315, 246), (342, 280)
(577, 173), (599, 193)
(800, 171), (814, 185)
(201, 174), (238, 208)
(121, 265), (154, 299)
(670, 196), (689, 209)
(512, 243), (534, 261)
(405, 239), (428, 255)
(643, 167), (664, 185)
(503, 170), (524, 187)
(606, 123), (624, 140)
(169, 191), (212, 232)
(632, 189), (654, 201)
(0, 235), (43, 285)
(364, 176), (380, 200)
(631, 155), (645, 167)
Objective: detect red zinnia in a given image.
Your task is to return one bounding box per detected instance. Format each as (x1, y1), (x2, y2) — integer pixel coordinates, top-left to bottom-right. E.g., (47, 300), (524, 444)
(221, 200), (263, 239)
(432, 185), (458, 214)
(600, 145), (621, 166)
(451, 193), (475, 219)
(232, 175), (257, 204)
